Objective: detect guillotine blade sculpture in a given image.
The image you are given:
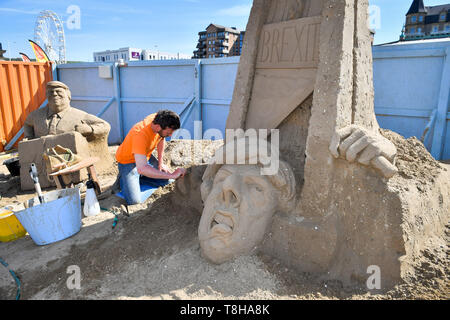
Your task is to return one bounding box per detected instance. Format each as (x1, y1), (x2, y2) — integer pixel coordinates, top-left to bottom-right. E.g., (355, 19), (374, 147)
(199, 0), (450, 289)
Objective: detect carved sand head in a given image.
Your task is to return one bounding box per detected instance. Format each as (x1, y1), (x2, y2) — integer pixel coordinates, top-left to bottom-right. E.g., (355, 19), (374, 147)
(46, 81), (71, 114)
(199, 138), (296, 264)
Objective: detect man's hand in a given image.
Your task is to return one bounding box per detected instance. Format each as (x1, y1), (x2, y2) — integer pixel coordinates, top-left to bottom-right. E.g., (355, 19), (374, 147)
(159, 163), (172, 174)
(74, 122), (93, 136)
(171, 168), (187, 180)
(329, 125), (398, 178)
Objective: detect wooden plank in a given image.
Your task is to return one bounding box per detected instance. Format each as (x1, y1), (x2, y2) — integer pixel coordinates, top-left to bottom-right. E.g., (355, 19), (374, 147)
(50, 157), (100, 176)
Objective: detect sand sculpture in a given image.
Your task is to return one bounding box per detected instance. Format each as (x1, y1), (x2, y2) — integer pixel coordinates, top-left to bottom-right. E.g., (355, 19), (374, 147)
(200, 138), (296, 264)
(19, 81), (114, 190)
(199, 0), (450, 289)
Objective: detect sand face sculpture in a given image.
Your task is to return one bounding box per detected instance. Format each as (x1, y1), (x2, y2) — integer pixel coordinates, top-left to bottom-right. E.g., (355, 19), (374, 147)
(199, 0), (450, 290)
(19, 81), (114, 190)
(199, 138), (296, 264)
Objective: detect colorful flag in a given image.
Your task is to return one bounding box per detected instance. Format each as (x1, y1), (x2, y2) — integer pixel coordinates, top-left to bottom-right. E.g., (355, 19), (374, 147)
(19, 52), (31, 62)
(28, 40), (49, 62)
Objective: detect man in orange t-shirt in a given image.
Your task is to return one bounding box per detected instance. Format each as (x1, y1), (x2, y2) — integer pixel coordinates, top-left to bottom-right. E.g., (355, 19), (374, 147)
(116, 110), (186, 204)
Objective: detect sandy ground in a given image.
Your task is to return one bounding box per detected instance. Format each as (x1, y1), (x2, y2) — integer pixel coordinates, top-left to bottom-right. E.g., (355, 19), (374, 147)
(0, 141), (449, 300)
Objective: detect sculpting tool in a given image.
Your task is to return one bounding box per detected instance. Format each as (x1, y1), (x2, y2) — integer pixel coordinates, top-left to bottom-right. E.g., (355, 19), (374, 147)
(29, 163), (45, 204)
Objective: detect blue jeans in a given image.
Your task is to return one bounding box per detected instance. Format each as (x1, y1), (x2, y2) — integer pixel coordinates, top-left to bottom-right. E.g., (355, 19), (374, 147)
(118, 155), (170, 205)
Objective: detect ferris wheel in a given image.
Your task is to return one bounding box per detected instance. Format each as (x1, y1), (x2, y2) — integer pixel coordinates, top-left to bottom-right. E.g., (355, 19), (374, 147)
(34, 10), (66, 64)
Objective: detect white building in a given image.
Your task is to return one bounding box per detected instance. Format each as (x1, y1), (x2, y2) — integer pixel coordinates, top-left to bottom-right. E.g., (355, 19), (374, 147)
(93, 47), (191, 62)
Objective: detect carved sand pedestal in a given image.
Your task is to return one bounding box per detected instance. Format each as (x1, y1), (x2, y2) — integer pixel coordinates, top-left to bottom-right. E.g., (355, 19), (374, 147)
(20, 132), (89, 190)
(19, 131), (114, 191)
(199, 0), (450, 290)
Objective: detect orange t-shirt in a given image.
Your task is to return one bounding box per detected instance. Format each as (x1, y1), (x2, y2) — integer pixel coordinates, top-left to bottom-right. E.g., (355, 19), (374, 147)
(115, 113), (163, 164)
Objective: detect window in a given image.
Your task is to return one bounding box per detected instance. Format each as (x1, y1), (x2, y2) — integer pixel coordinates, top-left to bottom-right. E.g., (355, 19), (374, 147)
(410, 27), (415, 34)
(419, 15), (423, 22)
(411, 16), (417, 23)
(417, 27), (422, 34)
(433, 26), (439, 33)
(441, 13), (446, 21)
(446, 25), (450, 31)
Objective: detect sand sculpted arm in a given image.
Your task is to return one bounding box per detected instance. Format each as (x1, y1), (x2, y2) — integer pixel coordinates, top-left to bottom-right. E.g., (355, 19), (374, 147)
(76, 113), (111, 138)
(329, 125), (398, 178)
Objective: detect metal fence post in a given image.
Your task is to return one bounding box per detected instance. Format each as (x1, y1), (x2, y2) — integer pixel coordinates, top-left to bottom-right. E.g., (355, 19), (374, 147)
(113, 62), (124, 142)
(431, 47), (450, 160)
(52, 62), (59, 81)
(194, 59), (203, 140)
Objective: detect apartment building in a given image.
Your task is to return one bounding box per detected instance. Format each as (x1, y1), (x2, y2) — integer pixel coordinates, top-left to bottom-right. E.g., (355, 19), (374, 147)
(401, 0), (450, 41)
(193, 24), (245, 59)
(93, 47), (190, 62)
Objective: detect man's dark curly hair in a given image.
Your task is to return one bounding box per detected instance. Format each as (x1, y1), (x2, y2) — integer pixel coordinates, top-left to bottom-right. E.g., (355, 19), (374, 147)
(153, 110), (181, 130)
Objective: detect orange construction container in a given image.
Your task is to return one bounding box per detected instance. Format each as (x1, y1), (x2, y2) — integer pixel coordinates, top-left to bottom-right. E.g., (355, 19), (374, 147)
(0, 61), (53, 152)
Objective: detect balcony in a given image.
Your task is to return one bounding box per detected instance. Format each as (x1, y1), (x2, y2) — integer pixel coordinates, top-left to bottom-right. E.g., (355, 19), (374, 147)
(217, 33), (229, 40)
(193, 50), (206, 57)
(217, 47), (229, 54)
(215, 41), (228, 46)
(431, 29), (449, 35)
(407, 32), (425, 36)
(197, 42), (206, 49)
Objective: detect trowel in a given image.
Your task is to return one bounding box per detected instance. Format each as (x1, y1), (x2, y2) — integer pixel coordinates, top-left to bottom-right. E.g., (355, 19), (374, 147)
(29, 163), (45, 204)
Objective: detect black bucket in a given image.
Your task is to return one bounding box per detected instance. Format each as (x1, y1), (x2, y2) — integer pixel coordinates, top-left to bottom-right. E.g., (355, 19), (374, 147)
(3, 157), (20, 177)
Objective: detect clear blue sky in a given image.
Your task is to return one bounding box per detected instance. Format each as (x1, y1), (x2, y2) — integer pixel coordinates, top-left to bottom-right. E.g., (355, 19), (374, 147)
(0, 0), (449, 62)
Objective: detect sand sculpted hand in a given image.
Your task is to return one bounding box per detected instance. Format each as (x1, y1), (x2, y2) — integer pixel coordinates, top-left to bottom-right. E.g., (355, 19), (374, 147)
(329, 125), (398, 178)
(74, 122), (93, 136)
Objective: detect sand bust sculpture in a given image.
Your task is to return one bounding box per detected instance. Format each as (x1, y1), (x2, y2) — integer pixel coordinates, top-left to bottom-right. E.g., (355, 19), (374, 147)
(199, 137), (296, 264)
(24, 81), (110, 141)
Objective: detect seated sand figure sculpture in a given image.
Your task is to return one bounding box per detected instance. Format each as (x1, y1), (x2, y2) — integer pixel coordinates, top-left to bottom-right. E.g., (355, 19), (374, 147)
(199, 137), (296, 264)
(24, 81), (110, 141)
(199, 0), (450, 290)
(19, 81), (113, 190)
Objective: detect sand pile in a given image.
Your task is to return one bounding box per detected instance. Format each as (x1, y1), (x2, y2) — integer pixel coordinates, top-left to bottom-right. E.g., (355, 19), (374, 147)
(380, 129), (444, 185)
(379, 129), (449, 298)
